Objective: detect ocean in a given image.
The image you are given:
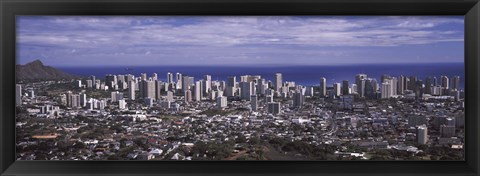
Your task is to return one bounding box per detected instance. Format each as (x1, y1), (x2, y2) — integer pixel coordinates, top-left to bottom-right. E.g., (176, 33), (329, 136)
(57, 63), (465, 89)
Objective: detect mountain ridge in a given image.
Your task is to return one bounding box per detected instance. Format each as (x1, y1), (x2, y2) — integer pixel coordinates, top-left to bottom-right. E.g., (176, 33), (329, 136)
(16, 59), (79, 81)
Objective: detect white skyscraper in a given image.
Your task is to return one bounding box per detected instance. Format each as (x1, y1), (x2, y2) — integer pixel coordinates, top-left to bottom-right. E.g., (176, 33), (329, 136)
(80, 93), (87, 107)
(119, 99), (127, 110)
(216, 96), (227, 108)
(355, 74), (367, 97)
(143, 80), (156, 99)
(166, 91), (174, 102)
(203, 75), (211, 95)
(16, 84), (22, 106)
(333, 83), (341, 97)
(381, 82), (392, 99)
(184, 90), (192, 102)
(195, 81), (203, 101)
(274, 73), (282, 92)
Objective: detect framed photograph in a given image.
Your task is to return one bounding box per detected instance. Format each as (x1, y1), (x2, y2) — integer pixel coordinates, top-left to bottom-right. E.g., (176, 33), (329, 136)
(1, 0), (479, 176)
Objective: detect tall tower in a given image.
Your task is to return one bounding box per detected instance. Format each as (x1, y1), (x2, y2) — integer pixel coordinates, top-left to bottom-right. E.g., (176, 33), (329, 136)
(441, 76), (449, 89)
(240, 81), (253, 100)
(293, 91), (304, 107)
(381, 82), (392, 99)
(333, 83), (341, 97)
(397, 75), (406, 95)
(355, 74), (367, 97)
(274, 73), (282, 92)
(203, 75), (211, 95)
(451, 76), (460, 90)
(167, 72), (173, 84)
(320, 77), (327, 97)
(251, 94), (258, 111)
(195, 81), (203, 101)
(128, 81), (135, 100)
(152, 73), (158, 81)
(425, 77), (432, 94)
(342, 80), (349, 95)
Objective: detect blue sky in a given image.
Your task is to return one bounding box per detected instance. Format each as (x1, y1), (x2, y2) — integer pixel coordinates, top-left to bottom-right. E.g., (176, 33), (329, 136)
(16, 16), (464, 66)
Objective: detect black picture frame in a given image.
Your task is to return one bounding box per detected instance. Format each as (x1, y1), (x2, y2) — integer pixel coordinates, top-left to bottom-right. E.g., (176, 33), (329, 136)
(1, 0), (479, 176)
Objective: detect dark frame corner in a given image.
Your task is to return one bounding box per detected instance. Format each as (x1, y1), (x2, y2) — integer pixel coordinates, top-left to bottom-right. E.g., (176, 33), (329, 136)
(1, 0), (479, 176)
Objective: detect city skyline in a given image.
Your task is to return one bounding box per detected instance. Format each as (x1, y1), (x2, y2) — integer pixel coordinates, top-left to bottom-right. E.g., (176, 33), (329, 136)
(17, 16), (464, 67)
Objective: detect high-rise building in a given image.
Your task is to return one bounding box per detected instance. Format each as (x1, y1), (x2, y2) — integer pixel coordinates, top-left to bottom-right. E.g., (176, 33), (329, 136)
(90, 75), (96, 88)
(141, 73), (147, 81)
(409, 76), (417, 90)
(441, 76), (449, 89)
(381, 74), (392, 83)
(106, 74), (117, 89)
(167, 72), (173, 83)
(239, 81), (253, 100)
(251, 95), (258, 111)
(398, 75), (406, 94)
(126, 74), (134, 82)
(451, 76), (460, 90)
(417, 125), (428, 145)
(182, 76), (194, 92)
(16, 84), (22, 106)
(166, 91), (174, 102)
(203, 75), (212, 95)
(216, 96), (227, 108)
(351, 84), (357, 94)
(425, 76), (432, 95)
(80, 93), (87, 107)
(432, 76), (438, 86)
(274, 73), (282, 92)
(355, 74), (367, 97)
(342, 80), (349, 95)
(155, 80), (162, 100)
(381, 82), (392, 99)
(176, 73), (183, 90)
(440, 125), (455, 138)
(119, 99), (127, 110)
(128, 81), (135, 100)
(111, 91), (124, 102)
(86, 80), (93, 88)
(333, 83), (341, 97)
(142, 80), (156, 99)
(293, 91), (304, 108)
(319, 77), (327, 97)
(152, 73), (158, 81)
(184, 90), (192, 102)
(267, 102), (281, 115)
(257, 79), (266, 95)
(382, 78), (397, 98)
(364, 78), (377, 99)
(227, 76), (236, 87)
(195, 81), (203, 101)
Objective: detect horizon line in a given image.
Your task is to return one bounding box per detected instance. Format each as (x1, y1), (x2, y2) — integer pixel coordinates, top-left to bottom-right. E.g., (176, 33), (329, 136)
(48, 62), (465, 68)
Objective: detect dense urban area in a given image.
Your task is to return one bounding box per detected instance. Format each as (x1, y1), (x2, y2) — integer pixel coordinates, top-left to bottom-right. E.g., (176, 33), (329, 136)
(16, 68), (465, 161)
